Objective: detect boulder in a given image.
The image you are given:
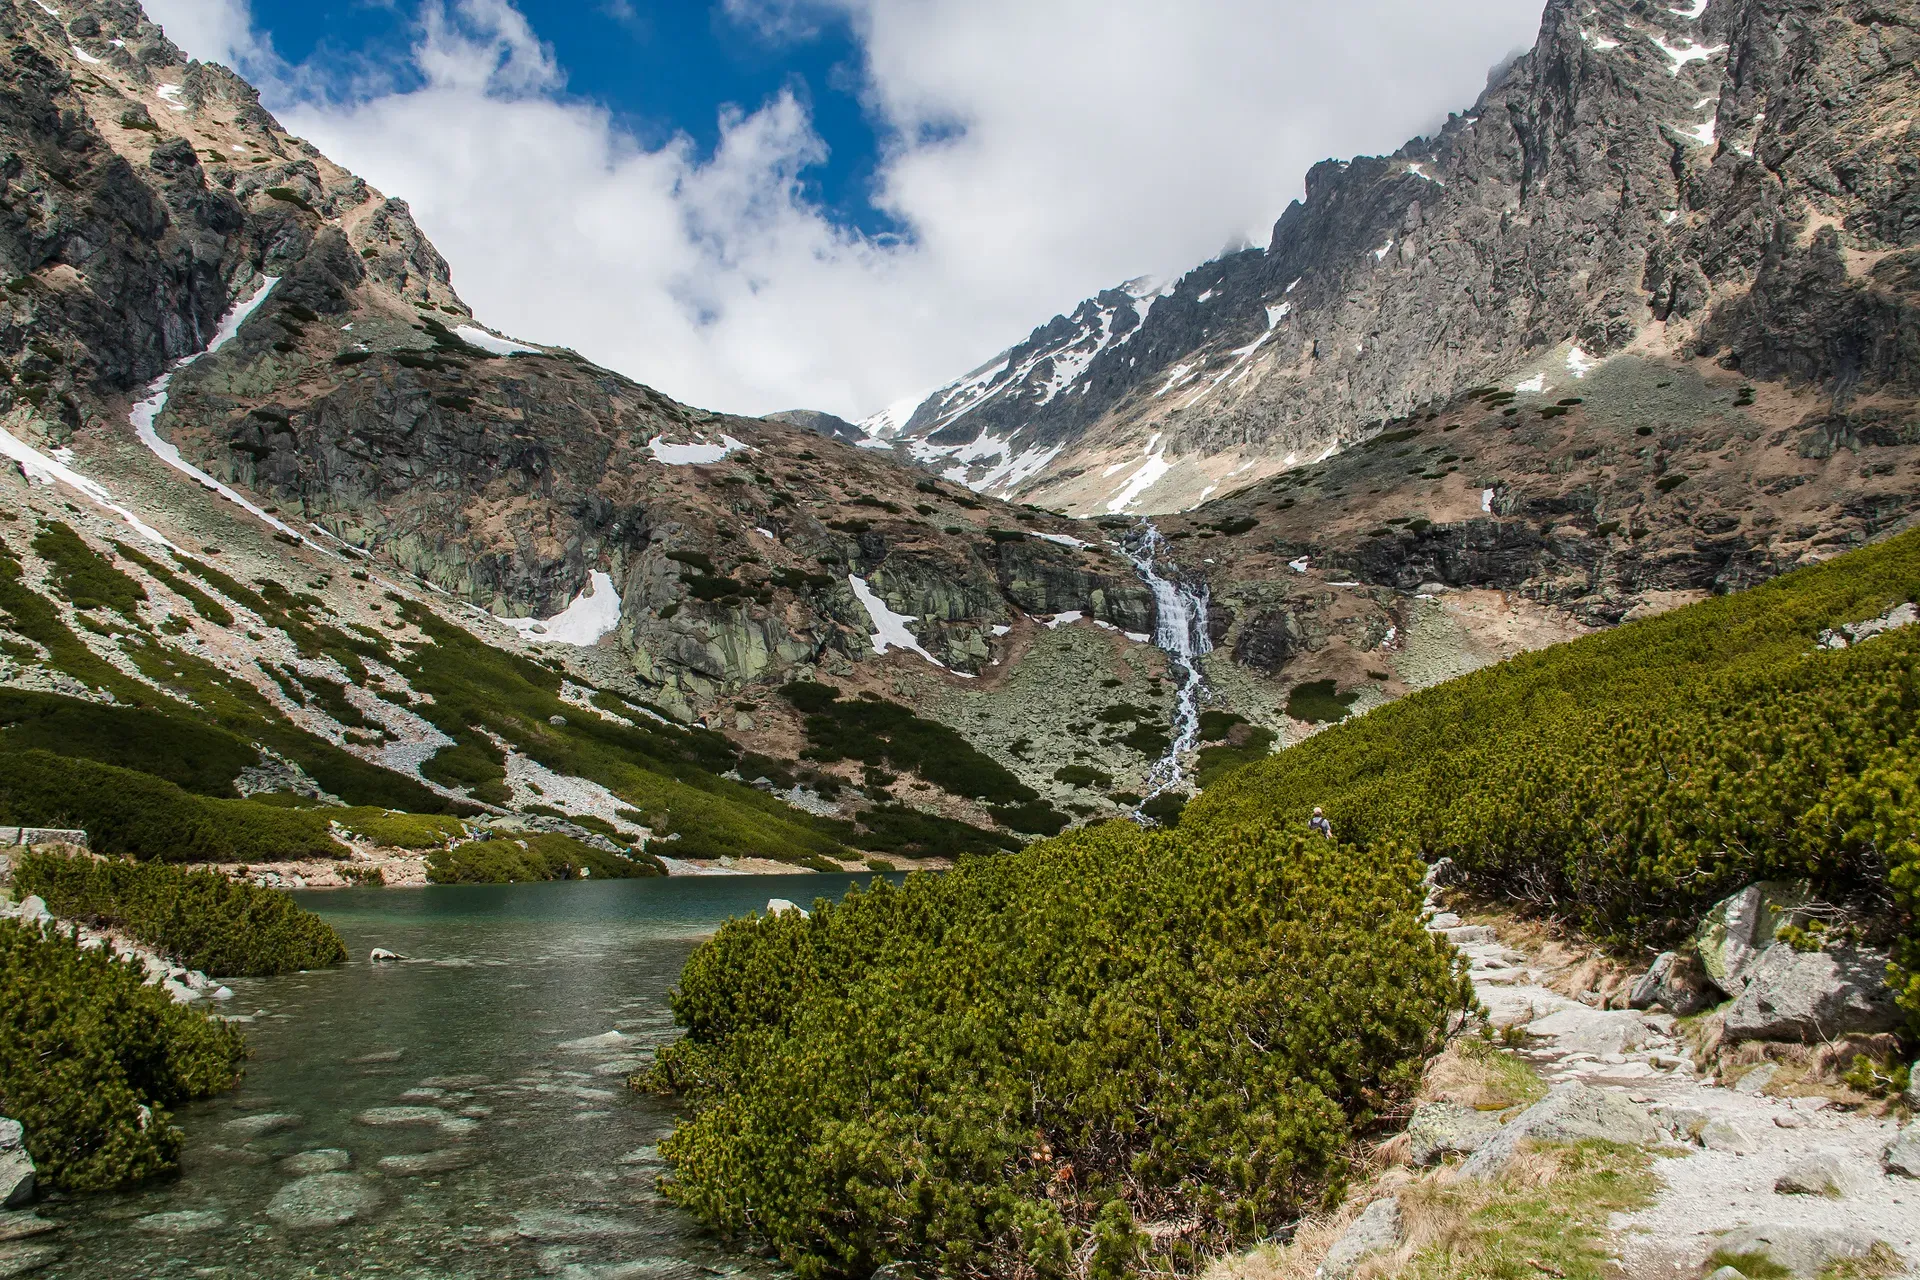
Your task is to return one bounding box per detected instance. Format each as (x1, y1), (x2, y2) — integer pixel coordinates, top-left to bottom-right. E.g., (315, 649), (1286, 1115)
(1773, 1150), (1857, 1197)
(766, 899), (809, 919)
(1721, 944), (1902, 1043)
(1405, 1101), (1503, 1165)
(13, 898), (47, 927)
(1883, 1125), (1920, 1178)
(1440, 925), (1497, 945)
(368, 948), (404, 963)
(264, 1173), (381, 1229)
(222, 1112), (301, 1140)
(1422, 858), (1457, 888)
(1698, 1118), (1760, 1153)
(1694, 881), (1812, 995)
(0, 1120), (32, 1210)
(1710, 1225), (1883, 1278)
(1627, 951), (1716, 1016)
(1459, 1083), (1659, 1179)
(353, 1106), (448, 1128)
(1318, 1196), (1401, 1279)
(1906, 1061), (1919, 1110)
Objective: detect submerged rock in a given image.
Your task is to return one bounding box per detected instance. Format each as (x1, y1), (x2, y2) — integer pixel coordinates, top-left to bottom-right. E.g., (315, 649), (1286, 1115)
(353, 1106), (448, 1128)
(280, 1149), (352, 1175)
(222, 1112), (302, 1141)
(265, 1173), (381, 1229)
(377, 1149), (478, 1176)
(134, 1210), (225, 1234)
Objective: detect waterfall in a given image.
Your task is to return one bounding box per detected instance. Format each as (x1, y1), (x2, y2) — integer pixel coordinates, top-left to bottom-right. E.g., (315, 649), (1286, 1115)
(1116, 520), (1212, 809)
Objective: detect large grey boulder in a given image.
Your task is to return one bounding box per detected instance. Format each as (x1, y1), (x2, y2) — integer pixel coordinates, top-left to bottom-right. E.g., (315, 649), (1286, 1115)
(1458, 1083), (1659, 1180)
(1318, 1196), (1401, 1279)
(1710, 1225), (1883, 1278)
(1627, 951), (1716, 1016)
(1884, 1125), (1920, 1178)
(1721, 943), (1902, 1043)
(1694, 882), (1811, 995)
(1405, 1101), (1503, 1166)
(1773, 1150), (1859, 1197)
(0, 1118), (32, 1210)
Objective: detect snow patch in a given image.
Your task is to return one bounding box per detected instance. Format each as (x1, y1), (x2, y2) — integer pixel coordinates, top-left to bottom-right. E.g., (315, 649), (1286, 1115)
(1033, 531), (1089, 549)
(1372, 239), (1395, 261)
(1406, 161), (1445, 184)
(1289, 556), (1310, 573)
(1581, 29), (1621, 51)
(1514, 373), (1547, 394)
(452, 325), (540, 356)
(1044, 611), (1083, 629)
(1683, 117), (1717, 147)
(1105, 451), (1171, 514)
(1650, 34), (1727, 75)
(498, 571), (623, 647)
(848, 576), (944, 668)
(646, 435), (749, 465)
(70, 45), (102, 64)
(989, 624), (1012, 637)
(1670, 0), (1709, 18)
(1154, 363), (1196, 397)
(1566, 347), (1598, 378)
(155, 83), (186, 111)
(1286, 277), (1302, 293)
(854, 437), (895, 451)
(1481, 488), (1496, 513)
(1265, 303), (1291, 329)
(0, 424), (174, 548)
(1196, 289), (1215, 304)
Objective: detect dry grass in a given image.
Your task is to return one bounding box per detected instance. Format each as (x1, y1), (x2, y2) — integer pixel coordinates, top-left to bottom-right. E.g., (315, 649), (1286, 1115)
(1423, 1037), (1547, 1112)
(1714, 1033), (1908, 1109)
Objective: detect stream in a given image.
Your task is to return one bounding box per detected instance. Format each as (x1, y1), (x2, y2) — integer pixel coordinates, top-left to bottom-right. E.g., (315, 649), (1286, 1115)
(1116, 521), (1214, 802)
(34, 875), (886, 1280)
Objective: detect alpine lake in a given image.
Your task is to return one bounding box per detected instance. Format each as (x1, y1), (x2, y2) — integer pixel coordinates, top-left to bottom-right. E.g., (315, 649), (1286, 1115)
(29, 874), (889, 1279)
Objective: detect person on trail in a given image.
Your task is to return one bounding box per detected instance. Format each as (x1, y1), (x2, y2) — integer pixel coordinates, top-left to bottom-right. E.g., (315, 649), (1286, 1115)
(1309, 807), (1333, 840)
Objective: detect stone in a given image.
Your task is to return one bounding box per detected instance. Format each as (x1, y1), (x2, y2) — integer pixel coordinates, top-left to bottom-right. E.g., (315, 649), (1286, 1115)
(1627, 951), (1716, 1016)
(1440, 925), (1497, 945)
(1422, 858), (1457, 888)
(222, 1112), (302, 1140)
(353, 1106), (448, 1127)
(1732, 1062), (1778, 1094)
(765, 899), (808, 918)
(134, 1210), (224, 1234)
(1722, 944), (1902, 1043)
(1710, 1225), (1883, 1278)
(368, 948), (404, 962)
(265, 1173), (381, 1229)
(1405, 1101), (1503, 1165)
(1773, 1151), (1856, 1197)
(1424, 912), (1462, 930)
(1882, 1125), (1920, 1178)
(1703, 1270), (1745, 1280)
(13, 899), (46, 927)
(0, 1241), (59, 1276)
(1653, 1106), (1710, 1142)
(0, 1125), (31, 1212)
(1694, 882), (1812, 995)
(1459, 1083), (1659, 1179)
(510, 1210), (643, 1241)
(281, 1149), (352, 1175)
(0, 1217), (55, 1245)
(1698, 1118), (1760, 1153)
(1905, 1061), (1919, 1110)
(1317, 1196), (1401, 1279)
(1525, 1005), (1658, 1056)
(377, 1148), (478, 1176)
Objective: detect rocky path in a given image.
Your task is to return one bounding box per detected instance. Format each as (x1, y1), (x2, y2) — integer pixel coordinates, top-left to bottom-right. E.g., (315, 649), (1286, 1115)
(1428, 896), (1919, 1278)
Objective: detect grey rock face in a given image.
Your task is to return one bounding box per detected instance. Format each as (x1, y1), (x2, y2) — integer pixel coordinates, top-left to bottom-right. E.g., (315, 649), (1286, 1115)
(1694, 882), (1812, 995)
(1628, 951), (1716, 1016)
(1458, 1082), (1659, 1179)
(1722, 943), (1902, 1043)
(1524, 1006), (1659, 1057)
(1884, 1125), (1920, 1179)
(1405, 1101), (1503, 1166)
(1710, 1225), (1884, 1278)
(1317, 1196), (1401, 1279)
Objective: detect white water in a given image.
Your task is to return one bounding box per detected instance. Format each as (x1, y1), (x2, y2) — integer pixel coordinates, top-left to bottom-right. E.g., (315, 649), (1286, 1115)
(1116, 521), (1213, 808)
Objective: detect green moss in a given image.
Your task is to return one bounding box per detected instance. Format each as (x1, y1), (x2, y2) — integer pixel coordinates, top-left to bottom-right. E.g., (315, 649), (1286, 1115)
(0, 921), (246, 1191)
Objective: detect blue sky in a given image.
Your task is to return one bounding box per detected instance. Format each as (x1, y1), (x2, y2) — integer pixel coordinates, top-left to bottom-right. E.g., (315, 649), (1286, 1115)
(153, 0), (1548, 419)
(243, 0), (900, 240)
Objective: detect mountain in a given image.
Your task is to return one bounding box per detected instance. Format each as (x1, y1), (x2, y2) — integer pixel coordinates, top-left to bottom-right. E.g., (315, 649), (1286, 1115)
(867, 0), (1920, 532)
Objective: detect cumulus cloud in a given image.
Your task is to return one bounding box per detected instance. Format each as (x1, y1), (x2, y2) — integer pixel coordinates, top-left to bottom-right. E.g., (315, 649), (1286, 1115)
(142, 0), (1545, 420)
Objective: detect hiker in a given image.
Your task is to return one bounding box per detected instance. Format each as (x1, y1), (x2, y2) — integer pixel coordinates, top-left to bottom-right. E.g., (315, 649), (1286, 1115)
(1309, 807), (1333, 840)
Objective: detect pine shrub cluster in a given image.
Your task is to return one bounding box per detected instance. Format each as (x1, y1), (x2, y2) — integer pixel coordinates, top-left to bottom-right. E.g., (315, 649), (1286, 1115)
(0, 920), (245, 1191)
(649, 824), (1469, 1278)
(14, 851), (347, 976)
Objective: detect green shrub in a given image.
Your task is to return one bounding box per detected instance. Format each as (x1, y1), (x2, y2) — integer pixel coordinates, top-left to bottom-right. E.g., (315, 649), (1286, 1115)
(0, 921), (245, 1191)
(840, 805), (1021, 859)
(32, 521), (146, 617)
(111, 543), (233, 626)
(1285, 679), (1358, 724)
(650, 825), (1469, 1277)
(1053, 764), (1112, 790)
(1196, 710), (1247, 741)
(0, 749), (342, 862)
(15, 850), (346, 976)
(1195, 726), (1277, 788)
(426, 833), (663, 883)
(781, 683), (1037, 805)
(0, 690), (256, 796)
(330, 808), (467, 849)
(989, 801), (1071, 836)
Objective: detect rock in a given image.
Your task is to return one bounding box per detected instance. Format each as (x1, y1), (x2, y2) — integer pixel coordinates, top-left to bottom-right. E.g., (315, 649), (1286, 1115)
(209, 986), (234, 1001)
(280, 1149), (352, 1175)
(1906, 1061), (1919, 1110)
(12, 899), (47, 927)
(1698, 1118), (1760, 1153)
(1421, 858), (1457, 888)
(1732, 1062), (1778, 1094)
(1317, 1196), (1401, 1279)
(0, 1123), (32, 1211)
(1459, 1083), (1659, 1179)
(222, 1112), (302, 1140)
(1424, 912), (1462, 930)
(353, 1106), (448, 1127)
(510, 1210), (643, 1241)
(1711, 1225), (1883, 1278)
(1653, 1106), (1710, 1142)
(134, 1210), (224, 1234)
(377, 1148), (478, 1176)
(1694, 882), (1812, 995)
(1405, 1101), (1503, 1165)
(369, 948), (404, 963)
(0, 1241), (59, 1276)
(1882, 1125), (1920, 1178)
(558, 1031), (630, 1051)
(1703, 1270), (1745, 1280)
(1774, 1151), (1857, 1197)
(1440, 925), (1497, 945)
(1722, 944), (1902, 1043)
(265, 1173), (381, 1229)
(1627, 951), (1716, 1016)
(1525, 1006), (1658, 1056)
(162, 980), (202, 1004)
(765, 899), (808, 918)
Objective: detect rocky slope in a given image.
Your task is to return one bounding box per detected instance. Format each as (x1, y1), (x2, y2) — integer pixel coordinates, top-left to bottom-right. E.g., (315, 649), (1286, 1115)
(865, 0), (1920, 540)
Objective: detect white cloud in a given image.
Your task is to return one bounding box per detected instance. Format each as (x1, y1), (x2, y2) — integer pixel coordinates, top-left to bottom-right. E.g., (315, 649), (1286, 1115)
(142, 0), (1545, 420)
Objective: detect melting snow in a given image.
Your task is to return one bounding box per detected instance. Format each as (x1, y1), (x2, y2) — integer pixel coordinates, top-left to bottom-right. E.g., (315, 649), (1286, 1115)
(646, 435), (749, 465)
(499, 571), (623, 646)
(1661, 209), (1681, 225)
(1567, 347), (1598, 378)
(70, 45), (102, 64)
(0, 424), (174, 547)
(1034, 532), (1089, 549)
(1372, 239), (1395, 261)
(1106, 450), (1171, 514)
(860, 391), (928, 439)
(1670, 0), (1709, 17)
(754, 527), (775, 540)
(453, 325), (540, 356)
(990, 624), (1012, 637)
(1196, 290), (1215, 304)
(1314, 440), (1341, 463)
(155, 83), (186, 111)
(1482, 488), (1497, 513)
(1581, 29), (1621, 51)
(1650, 34), (1727, 75)
(1044, 612), (1083, 629)
(1266, 303), (1291, 329)
(32, 1), (57, 15)
(1406, 161), (1445, 184)
(855, 437), (895, 451)
(1154, 363), (1196, 397)
(1286, 277), (1302, 293)
(1684, 118), (1717, 147)
(1514, 373), (1547, 394)
(849, 576), (944, 668)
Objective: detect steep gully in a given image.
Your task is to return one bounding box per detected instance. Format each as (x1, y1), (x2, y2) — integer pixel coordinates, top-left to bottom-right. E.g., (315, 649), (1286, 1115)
(1117, 521), (1213, 808)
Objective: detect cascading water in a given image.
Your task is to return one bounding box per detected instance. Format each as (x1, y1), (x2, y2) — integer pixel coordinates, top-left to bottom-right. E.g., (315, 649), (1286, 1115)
(1117, 520), (1212, 809)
